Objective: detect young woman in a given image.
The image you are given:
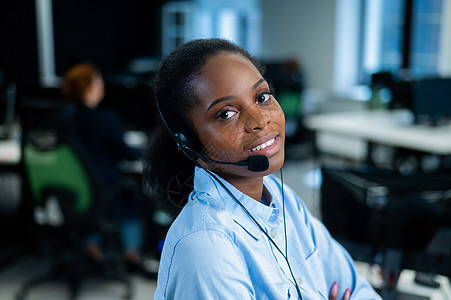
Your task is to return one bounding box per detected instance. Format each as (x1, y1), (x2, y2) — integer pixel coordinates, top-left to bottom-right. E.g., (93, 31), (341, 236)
(145, 39), (381, 299)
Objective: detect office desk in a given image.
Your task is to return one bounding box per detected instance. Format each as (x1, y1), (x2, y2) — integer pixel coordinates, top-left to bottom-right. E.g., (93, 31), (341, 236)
(304, 109), (451, 160)
(120, 130), (146, 174)
(0, 125), (21, 165)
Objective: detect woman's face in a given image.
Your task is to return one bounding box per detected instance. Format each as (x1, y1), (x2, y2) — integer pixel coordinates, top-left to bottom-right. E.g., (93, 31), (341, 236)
(189, 52), (285, 179)
(84, 75), (104, 107)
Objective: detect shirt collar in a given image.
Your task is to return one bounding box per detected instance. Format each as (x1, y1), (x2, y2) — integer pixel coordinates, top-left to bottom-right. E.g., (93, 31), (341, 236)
(192, 167), (281, 239)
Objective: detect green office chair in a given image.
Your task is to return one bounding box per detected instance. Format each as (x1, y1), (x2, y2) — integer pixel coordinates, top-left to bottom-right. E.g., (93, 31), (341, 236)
(16, 102), (133, 300)
(24, 129), (104, 232)
(263, 60), (310, 149)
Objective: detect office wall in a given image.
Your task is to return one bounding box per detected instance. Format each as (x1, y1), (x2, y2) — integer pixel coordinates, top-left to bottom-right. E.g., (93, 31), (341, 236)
(52, 0), (165, 77)
(260, 0), (337, 92)
(0, 0), (339, 92)
(0, 0), (39, 86)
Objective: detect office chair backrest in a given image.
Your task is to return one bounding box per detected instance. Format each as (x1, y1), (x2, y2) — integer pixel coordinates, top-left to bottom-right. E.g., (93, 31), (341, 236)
(24, 134), (92, 212)
(25, 130), (102, 230)
(21, 101), (104, 231)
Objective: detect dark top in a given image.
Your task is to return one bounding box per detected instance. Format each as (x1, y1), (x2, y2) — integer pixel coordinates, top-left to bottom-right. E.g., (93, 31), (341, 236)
(73, 104), (141, 185)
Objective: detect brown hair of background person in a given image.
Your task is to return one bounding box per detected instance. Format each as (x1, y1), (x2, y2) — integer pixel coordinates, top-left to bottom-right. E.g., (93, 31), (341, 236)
(62, 63), (104, 106)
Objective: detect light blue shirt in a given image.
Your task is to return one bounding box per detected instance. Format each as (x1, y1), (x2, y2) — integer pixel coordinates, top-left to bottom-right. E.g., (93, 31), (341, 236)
(153, 167), (381, 299)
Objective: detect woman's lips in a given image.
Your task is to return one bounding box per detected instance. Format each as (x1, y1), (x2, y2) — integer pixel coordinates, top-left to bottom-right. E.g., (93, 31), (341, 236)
(249, 136), (276, 152)
(247, 135), (280, 157)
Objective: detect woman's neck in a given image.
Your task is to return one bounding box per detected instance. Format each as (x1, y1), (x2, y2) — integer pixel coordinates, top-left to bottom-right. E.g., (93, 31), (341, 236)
(222, 175), (264, 203)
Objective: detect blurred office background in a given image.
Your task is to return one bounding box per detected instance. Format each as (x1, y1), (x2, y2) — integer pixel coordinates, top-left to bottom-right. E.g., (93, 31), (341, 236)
(1, 0), (451, 299)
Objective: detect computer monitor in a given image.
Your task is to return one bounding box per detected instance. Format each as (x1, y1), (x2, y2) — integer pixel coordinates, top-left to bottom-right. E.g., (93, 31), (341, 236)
(412, 77), (451, 125)
(0, 83), (17, 139)
(320, 167), (451, 276)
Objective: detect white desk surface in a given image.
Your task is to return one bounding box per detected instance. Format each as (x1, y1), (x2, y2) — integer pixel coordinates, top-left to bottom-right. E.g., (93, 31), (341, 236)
(0, 128), (147, 167)
(0, 125), (21, 165)
(304, 109), (451, 155)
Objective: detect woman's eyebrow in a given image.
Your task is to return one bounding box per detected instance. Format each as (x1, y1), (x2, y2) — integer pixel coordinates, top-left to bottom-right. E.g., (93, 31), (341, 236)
(206, 95), (236, 112)
(206, 78), (266, 112)
(252, 78), (265, 90)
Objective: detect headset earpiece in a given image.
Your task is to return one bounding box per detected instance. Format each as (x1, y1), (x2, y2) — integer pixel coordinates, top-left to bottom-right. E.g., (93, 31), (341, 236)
(174, 133), (199, 162)
(155, 96), (197, 161)
(174, 133), (189, 150)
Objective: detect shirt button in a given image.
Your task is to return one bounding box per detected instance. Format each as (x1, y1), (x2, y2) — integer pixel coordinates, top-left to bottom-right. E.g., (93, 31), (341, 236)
(270, 230), (277, 238)
(295, 277), (302, 285)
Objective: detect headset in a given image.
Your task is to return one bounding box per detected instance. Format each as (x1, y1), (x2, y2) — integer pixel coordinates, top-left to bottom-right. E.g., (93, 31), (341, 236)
(154, 95), (303, 299)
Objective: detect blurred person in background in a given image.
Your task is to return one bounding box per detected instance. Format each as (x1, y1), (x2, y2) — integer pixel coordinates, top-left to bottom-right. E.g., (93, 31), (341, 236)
(62, 63), (153, 278)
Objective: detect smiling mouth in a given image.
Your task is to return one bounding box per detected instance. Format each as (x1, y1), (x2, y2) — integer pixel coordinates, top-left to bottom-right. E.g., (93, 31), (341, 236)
(249, 137), (276, 153)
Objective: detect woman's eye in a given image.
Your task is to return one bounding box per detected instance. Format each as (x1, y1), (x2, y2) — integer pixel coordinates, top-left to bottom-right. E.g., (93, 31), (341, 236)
(218, 110), (237, 120)
(257, 93), (271, 104)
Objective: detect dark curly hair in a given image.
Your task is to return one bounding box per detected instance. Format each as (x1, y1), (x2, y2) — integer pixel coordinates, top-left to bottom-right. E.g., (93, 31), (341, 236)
(144, 38), (265, 215)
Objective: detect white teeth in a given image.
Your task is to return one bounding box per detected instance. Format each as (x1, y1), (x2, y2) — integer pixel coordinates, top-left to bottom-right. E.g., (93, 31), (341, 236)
(249, 137), (276, 152)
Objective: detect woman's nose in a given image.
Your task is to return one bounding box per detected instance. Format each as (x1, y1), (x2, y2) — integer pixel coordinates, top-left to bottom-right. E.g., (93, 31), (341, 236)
(243, 107), (270, 133)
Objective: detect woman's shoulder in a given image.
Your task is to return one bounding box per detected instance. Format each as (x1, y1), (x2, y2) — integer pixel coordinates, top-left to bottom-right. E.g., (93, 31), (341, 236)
(75, 105), (117, 125)
(163, 200), (236, 249)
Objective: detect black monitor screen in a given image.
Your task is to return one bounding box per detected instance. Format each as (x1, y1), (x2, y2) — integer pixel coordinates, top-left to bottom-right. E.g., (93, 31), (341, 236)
(321, 167), (451, 251)
(0, 95), (7, 125)
(0, 83), (16, 138)
(412, 77), (451, 124)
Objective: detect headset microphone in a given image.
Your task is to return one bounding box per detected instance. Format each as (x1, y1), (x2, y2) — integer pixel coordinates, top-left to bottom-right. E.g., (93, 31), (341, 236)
(181, 145), (269, 173)
(155, 96), (269, 172)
